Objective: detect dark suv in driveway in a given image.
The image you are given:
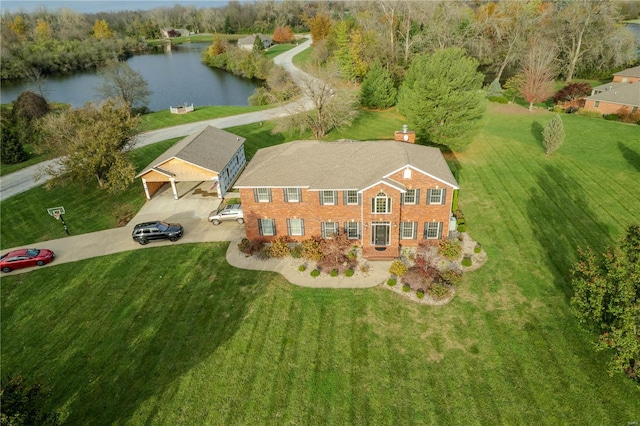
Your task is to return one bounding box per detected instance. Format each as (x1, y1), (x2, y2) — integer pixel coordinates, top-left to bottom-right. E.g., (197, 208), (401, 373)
(132, 221), (184, 245)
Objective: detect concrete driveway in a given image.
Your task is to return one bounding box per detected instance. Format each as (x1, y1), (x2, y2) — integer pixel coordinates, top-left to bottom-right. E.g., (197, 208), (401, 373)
(1, 183), (246, 275)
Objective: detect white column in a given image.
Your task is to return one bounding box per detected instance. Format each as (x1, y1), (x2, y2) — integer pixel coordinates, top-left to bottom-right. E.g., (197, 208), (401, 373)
(170, 178), (178, 200)
(142, 179), (151, 200)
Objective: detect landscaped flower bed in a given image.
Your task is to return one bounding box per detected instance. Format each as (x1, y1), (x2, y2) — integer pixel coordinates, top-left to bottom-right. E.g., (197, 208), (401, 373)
(383, 232), (487, 305)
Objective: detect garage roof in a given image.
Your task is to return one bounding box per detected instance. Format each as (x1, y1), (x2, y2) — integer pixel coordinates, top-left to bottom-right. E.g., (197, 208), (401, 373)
(136, 126), (246, 177)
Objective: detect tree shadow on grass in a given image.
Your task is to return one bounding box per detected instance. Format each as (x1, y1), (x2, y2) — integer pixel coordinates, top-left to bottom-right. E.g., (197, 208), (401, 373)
(531, 121), (544, 146)
(29, 243), (268, 424)
(618, 142), (640, 173)
(526, 165), (611, 300)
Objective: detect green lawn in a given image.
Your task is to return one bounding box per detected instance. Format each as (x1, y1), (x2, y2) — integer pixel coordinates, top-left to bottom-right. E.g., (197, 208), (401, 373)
(0, 138), (181, 250)
(2, 105), (640, 424)
(0, 146), (49, 177)
(139, 105), (271, 131)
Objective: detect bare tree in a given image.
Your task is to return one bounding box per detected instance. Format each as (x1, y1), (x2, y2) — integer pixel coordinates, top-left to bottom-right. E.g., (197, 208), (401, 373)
(96, 60), (152, 112)
(272, 64), (359, 139)
(552, 0), (636, 82)
(469, 0), (548, 83)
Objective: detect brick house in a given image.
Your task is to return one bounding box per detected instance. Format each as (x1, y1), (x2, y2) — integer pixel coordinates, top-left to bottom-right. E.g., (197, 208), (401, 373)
(583, 65), (640, 115)
(234, 140), (459, 259)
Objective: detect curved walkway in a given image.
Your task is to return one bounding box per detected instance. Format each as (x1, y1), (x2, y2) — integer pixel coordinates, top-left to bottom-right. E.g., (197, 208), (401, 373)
(226, 241), (392, 288)
(0, 38), (314, 201)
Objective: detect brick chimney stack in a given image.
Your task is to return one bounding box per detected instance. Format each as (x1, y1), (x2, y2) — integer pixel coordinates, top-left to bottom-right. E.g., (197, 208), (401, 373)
(394, 124), (416, 143)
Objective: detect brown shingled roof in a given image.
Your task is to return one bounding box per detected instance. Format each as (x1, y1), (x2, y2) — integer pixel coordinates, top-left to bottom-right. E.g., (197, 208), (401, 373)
(586, 82), (640, 107)
(234, 140), (459, 190)
(136, 126), (245, 178)
(614, 65), (640, 78)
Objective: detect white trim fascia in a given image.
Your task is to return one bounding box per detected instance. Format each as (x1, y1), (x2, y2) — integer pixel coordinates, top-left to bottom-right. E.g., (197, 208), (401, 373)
(358, 179), (406, 194)
(384, 164), (459, 190)
(233, 185), (312, 189)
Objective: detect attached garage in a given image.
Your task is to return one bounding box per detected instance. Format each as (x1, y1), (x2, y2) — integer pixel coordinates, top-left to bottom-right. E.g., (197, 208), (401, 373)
(136, 126), (246, 200)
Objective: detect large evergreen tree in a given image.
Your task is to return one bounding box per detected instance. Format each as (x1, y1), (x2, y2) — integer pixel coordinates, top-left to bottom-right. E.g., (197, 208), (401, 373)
(397, 48), (485, 152)
(571, 223), (640, 382)
(360, 60), (396, 109)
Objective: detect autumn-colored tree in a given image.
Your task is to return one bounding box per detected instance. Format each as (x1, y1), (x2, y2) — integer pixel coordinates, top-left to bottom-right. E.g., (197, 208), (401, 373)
(92, 19), (114, 39)
(272, 26), (294, 43)
(34, 18), (52, 42)
(517, 39), (557, 111)
(306, 13), (332, 45)
(207, 34), (228, 56)
(552, 82), (592, 103)
(7, 15), (28, 42)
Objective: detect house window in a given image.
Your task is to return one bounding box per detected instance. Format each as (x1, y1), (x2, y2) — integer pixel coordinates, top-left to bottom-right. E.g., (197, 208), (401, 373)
(633, 106), (638, 113)
(258, 219), (276, 236)
(344, 222), (361, 239)
(427, 189), (446, 205)
(287, 218), (305, 236)
(371, 191), (391, 214)
(254, 188), (272, 202)
(320, 190), (337, 205)
(594, 101), (600, 108)
(423, 222), (443, 239)
(284, 188), (301, 203)
(402, 189), (419, 205)
(344, 190), (359, 205)
(400, 222), (418, 239)
(321, 222), (339, 239)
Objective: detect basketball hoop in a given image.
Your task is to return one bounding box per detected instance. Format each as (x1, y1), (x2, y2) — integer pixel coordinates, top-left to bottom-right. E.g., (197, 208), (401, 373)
(46, 206), (69, 235)
(47, 206), (65, 220)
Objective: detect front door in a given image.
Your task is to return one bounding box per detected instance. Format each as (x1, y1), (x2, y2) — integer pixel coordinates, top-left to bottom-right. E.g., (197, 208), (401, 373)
(371, 223), (390, 246)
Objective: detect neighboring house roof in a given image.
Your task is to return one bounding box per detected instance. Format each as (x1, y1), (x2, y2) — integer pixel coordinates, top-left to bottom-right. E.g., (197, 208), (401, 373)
(237, 33), (272, 45)
(585, 82), (640, 107)
(235, 140), (459, 191)
(613, 65), (640, 78)
(592, 81), (628, 92)
(136, 126), (246, 178)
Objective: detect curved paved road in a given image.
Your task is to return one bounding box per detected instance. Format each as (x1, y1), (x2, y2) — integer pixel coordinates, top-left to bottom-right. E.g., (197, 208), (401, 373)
(0, 38), (314, 201)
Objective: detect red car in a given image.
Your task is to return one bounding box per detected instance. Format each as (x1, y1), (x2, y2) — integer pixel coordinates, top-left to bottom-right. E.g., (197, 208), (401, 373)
(0, 248), (55, 273)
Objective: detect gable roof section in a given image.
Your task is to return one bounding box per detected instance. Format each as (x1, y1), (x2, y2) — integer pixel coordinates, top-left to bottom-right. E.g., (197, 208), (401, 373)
(136, 126), (245, 178)
(235, 140), (459, 190)
(585, 82), (640, 107)
(614, 65), (640, 78)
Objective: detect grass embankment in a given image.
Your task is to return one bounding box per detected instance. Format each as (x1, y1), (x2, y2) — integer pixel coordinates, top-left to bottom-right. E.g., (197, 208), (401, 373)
(139, 105), (271, 131)
(1, 104), (640, 423)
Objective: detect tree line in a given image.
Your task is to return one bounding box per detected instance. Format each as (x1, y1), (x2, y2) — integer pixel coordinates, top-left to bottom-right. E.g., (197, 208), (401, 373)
(3, 1), (638, 82)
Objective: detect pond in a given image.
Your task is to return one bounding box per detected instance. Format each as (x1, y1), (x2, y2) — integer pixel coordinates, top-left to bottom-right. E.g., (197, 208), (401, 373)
(0, 42), (260, 112)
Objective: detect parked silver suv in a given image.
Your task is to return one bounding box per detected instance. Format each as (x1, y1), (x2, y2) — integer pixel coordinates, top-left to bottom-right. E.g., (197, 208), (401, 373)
(208, 204), (244, 225)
